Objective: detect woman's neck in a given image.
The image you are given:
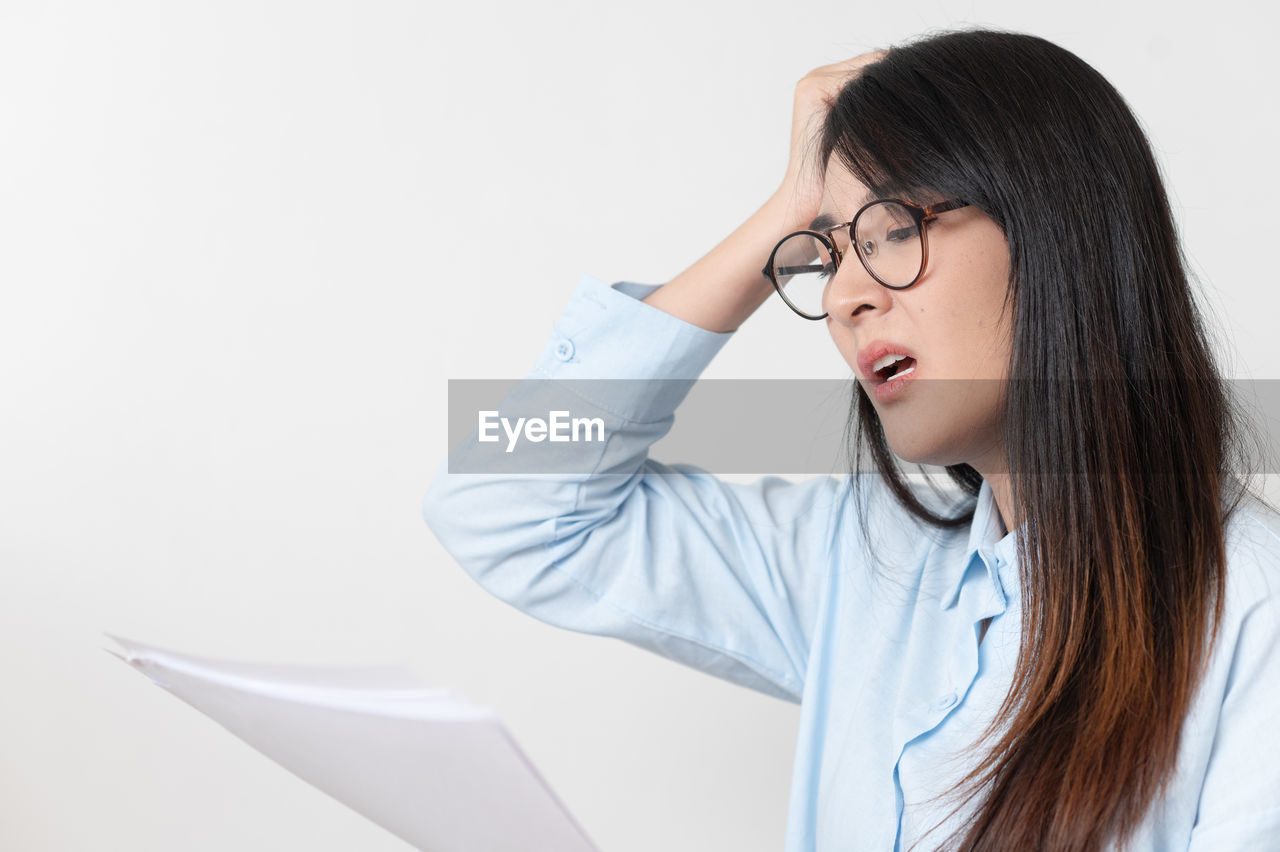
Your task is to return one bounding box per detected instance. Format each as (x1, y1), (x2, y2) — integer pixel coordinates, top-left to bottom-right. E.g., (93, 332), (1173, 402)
(982, 472), (1014, 536)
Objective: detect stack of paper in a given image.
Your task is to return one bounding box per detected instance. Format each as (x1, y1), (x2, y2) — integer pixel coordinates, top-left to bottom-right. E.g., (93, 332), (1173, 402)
(105, 633), (600, 852)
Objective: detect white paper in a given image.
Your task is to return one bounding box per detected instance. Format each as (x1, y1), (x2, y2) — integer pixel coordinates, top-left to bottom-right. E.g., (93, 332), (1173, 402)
(106, 633), (600, 852)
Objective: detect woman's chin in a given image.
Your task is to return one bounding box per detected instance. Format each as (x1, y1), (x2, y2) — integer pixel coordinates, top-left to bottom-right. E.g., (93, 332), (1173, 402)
(884, 438), (945, 467)
(883, 423), (1003, 471)
(882, 429), (964, 468)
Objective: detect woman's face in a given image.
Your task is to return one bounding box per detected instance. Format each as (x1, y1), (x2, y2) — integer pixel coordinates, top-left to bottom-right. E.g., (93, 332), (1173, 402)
(819, 157), (1015, 471)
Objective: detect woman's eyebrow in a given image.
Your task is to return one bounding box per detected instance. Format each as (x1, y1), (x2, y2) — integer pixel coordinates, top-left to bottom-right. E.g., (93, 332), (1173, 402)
(808, 213), (842, 231)
(807, 193), (879, 231)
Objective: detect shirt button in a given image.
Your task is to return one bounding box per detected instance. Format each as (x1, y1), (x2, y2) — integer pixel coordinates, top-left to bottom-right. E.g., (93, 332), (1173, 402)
(554, 338), (575, 361)
(934, 692), (958, 711)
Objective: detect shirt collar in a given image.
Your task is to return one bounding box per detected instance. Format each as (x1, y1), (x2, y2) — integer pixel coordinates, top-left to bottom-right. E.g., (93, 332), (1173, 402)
(939, 477), (1023, 611)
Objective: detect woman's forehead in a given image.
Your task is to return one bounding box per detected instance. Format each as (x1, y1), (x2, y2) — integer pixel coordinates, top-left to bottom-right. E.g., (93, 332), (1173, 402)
(821, 169), (948, 217)
(822, 156), (870, 200)
(822, 151), (948, 211)
(819, 167), (874, 221)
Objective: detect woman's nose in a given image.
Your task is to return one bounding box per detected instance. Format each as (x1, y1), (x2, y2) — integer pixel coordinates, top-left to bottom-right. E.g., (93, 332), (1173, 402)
(823, 251), (890, 325)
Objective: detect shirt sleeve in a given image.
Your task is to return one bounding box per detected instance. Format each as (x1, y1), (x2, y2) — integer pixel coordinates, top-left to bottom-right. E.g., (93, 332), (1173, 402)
(421, 272), (848, 704)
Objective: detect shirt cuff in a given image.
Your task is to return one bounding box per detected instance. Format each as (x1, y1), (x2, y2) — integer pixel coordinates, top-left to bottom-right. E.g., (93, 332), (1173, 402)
(529, 272), (735, 423)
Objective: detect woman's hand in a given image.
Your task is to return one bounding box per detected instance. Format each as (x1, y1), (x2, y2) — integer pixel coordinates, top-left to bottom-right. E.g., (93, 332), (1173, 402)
(640, 49), (889, 334)
(776, 50), (889, 226)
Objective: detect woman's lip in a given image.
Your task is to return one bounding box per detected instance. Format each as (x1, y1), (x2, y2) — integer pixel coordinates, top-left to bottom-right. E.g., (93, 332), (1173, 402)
(856, 339), (920, 383)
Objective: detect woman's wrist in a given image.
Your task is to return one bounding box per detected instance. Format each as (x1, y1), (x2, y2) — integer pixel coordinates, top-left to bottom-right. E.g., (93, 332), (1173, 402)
(641, 195), (799, 334)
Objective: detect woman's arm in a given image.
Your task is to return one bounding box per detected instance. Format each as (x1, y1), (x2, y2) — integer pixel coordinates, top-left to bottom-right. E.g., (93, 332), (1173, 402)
(422, 273), (850, 703)
(639, 193), (803, 333)
(422, 51), (889, 702)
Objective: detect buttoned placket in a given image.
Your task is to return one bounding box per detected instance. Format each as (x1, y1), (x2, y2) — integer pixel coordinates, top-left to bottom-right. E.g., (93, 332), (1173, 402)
(891, 545), (1012, 849)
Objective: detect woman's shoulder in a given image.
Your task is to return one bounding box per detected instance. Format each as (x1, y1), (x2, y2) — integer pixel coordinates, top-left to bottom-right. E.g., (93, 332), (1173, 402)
(1220, 488), (1280, 616)
(830, 473), (973, 573)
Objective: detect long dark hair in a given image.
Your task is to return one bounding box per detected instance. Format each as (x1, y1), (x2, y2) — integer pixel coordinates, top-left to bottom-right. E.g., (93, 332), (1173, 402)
(819, 28), (1266, 850)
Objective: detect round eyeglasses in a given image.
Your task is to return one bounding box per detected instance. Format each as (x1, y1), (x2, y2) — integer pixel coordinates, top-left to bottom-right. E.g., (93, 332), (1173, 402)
(762, 197), (970, 320)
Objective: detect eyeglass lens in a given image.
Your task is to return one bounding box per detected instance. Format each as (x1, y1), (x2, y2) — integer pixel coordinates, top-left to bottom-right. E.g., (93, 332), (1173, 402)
(770, 200), (924, 318)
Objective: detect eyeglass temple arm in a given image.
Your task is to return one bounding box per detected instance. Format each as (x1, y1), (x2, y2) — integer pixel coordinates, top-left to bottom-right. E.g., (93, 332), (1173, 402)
(925, 198), (970, 216)
(774, 264), (825, 276)
(762, 228), (838, 280)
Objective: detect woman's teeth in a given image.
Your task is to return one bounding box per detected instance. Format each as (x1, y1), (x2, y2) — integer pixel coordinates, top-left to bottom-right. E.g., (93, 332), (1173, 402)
(872, 353), (916, 381)
(872, 353), (907, 373)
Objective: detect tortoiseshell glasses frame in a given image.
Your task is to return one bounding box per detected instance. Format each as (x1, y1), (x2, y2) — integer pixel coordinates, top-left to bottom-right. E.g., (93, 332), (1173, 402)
(761, 196), (971, 320)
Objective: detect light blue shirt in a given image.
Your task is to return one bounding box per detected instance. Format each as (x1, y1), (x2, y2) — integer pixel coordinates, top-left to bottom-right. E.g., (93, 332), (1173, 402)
(423, 272), (1280, 851)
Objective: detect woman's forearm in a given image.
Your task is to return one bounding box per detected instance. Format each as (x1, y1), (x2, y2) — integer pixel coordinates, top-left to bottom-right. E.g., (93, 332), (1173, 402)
(642, 191), (808, 334)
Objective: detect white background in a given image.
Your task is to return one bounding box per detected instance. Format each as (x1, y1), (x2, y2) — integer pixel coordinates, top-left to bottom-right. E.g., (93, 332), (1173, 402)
(2, 1), (1277, 850)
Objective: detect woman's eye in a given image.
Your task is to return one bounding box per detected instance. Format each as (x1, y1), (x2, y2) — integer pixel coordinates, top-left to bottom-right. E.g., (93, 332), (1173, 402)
(886, 227), (915, 242)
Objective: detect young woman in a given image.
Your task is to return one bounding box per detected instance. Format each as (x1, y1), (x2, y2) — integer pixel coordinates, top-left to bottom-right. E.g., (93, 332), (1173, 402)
(423, 28), (1280, 851)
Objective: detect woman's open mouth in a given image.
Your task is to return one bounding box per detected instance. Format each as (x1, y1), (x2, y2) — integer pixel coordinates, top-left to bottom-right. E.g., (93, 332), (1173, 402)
(871, 354), (918, 402)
